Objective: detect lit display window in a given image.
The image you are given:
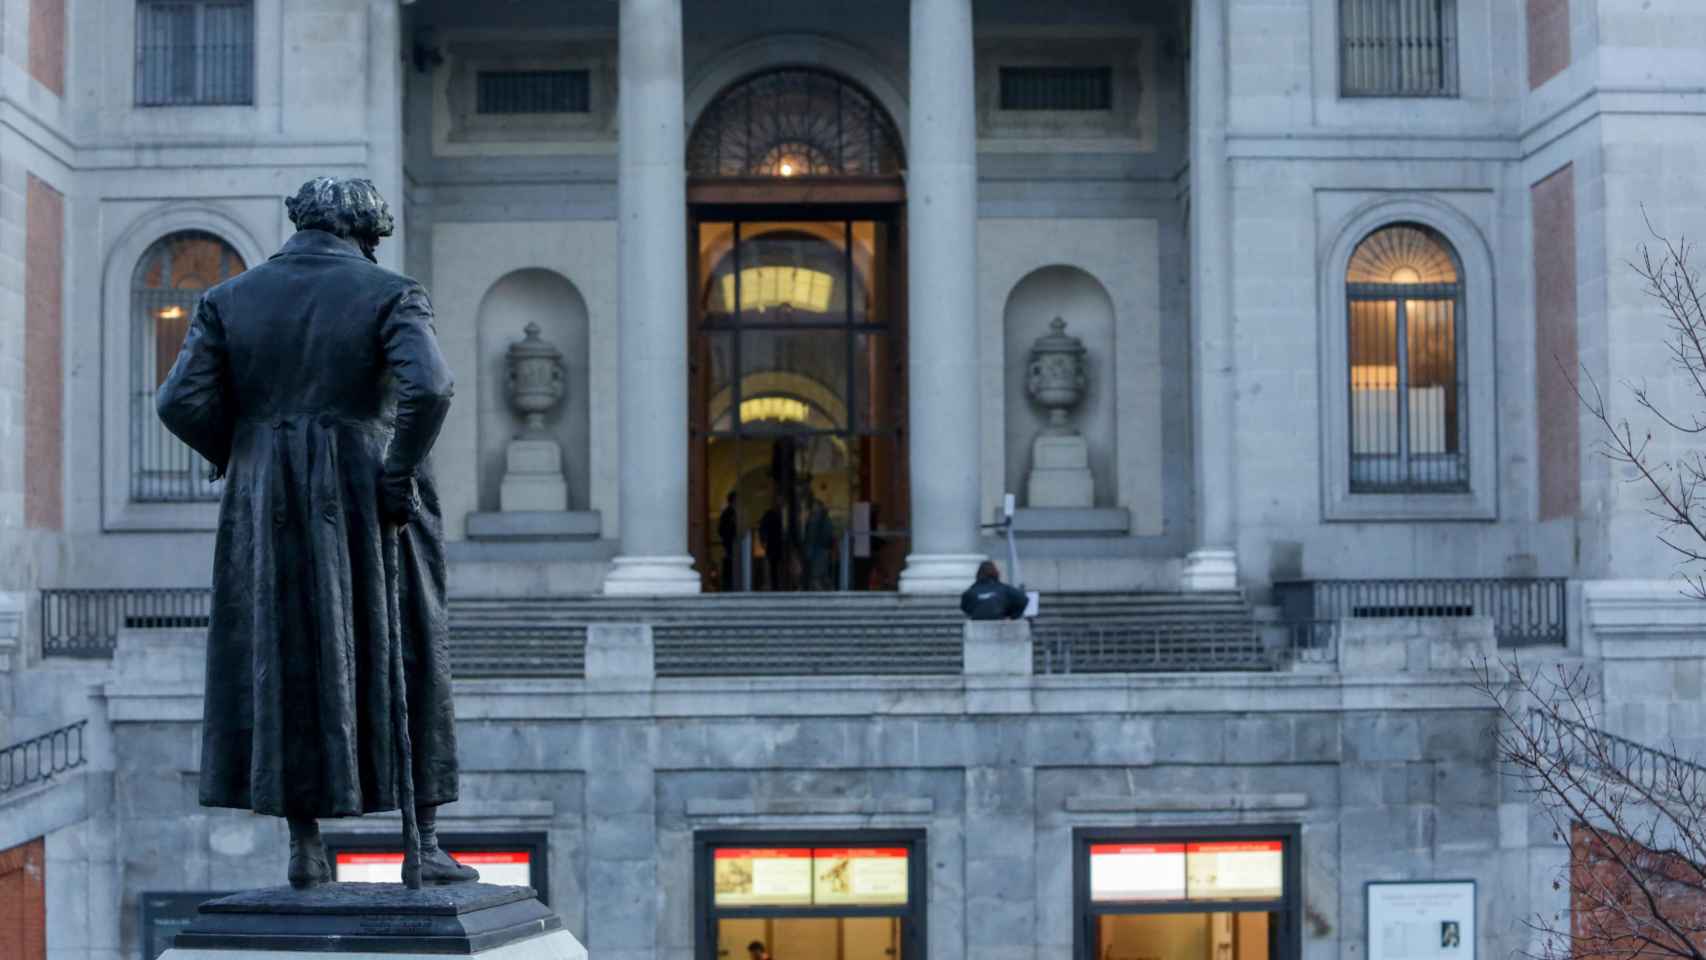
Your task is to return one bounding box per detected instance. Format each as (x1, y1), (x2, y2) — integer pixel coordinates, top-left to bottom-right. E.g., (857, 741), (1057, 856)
(1077, 829), (1298, 960)
(323, 832), (549, 903)
(699, 832), (924, 960)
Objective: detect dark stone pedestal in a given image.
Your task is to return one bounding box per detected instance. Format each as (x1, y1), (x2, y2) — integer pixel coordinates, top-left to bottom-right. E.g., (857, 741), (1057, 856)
(163, 883), (584, 958)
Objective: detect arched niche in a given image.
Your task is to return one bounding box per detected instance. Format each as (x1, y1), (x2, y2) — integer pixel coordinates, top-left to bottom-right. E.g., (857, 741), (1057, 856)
(1003, 265), (1119, 508)
(475, 269), (591, 512)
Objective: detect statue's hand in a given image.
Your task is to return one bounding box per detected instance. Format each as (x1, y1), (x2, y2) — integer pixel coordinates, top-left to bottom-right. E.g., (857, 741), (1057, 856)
(379, 472), (421, 525)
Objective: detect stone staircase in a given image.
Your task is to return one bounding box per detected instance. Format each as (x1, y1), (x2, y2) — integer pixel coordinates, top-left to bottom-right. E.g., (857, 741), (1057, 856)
(447, 591), (1261, 678)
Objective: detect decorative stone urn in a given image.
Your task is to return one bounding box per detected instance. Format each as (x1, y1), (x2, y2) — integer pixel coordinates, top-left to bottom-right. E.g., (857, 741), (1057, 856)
(1026, 316), (1088, 434)
(500, 323), (569, 512)
(1024, 317), (1094, 508)
(505, 321), (566, 438)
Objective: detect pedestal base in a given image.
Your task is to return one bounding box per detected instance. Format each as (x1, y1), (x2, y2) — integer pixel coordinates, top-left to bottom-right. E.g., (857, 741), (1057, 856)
(1180, 548), (1239, 592)
(898, 553), (985, 594)
(500, 440), (568, 513)
(601, 555), (702, 595)
(1027, 433), (1093, 508)
(160, 882), (583, 958)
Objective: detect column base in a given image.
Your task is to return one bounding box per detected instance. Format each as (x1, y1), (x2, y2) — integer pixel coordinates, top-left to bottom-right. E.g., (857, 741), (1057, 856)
(601, 556), (702, 595)
(1180, 548), (1239, 592)
(898, 553), (985, 595)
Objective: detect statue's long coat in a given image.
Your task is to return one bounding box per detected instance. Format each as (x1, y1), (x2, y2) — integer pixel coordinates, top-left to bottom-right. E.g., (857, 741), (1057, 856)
(157, 229), (459, 819)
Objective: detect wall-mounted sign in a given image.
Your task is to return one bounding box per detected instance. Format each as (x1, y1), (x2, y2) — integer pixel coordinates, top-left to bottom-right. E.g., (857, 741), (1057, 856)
(1366, 880), (1476, 960)
(813, 847), (909, 905)
(1089, 843), (1187, 902)
(712, 846), (912, 907)
(334, 850), (533, 888)
(713, 848), (815, 906)
(1186, 841), (1284, 900)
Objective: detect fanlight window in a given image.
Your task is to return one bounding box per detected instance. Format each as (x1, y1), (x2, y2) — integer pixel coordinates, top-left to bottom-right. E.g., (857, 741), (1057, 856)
(1345, 224), (1466, 492)
(687, 68), (904, 178)
(132, 231), (245, 502)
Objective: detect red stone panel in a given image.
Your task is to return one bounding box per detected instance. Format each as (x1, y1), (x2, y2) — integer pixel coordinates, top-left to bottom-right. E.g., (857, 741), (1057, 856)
(1527, 0), (1571, 89)
(27, 0), (65, 96)
(24, 174), (64, 531)
(1532, 164), (1579, 522)
(0, 838), (46, 960)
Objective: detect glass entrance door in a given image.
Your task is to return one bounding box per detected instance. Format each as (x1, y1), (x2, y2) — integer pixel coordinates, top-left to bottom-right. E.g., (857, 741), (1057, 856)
(690, 217), (908, 592)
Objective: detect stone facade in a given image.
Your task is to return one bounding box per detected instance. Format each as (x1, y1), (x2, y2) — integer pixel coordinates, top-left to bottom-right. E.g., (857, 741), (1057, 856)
(2, 2), (1706, 959)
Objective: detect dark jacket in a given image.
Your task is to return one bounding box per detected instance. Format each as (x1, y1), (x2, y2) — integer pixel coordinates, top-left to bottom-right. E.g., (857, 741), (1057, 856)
(156, 229), (459, 819)
(960, 575), (1029, 621)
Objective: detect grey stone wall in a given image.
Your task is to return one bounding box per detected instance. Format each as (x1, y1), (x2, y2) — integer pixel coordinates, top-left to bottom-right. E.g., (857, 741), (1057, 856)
(65, 623), (1554, 960)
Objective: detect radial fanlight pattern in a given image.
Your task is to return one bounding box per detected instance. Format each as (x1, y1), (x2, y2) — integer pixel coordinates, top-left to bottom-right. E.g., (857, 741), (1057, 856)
(687, 68), (904, 178)
(1346, 224), (1460, 285)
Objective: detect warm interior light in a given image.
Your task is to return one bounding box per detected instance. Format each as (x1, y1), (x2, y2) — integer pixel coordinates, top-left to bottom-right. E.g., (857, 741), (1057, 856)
(158, 305), (185, 320)
(719, 267), (835, 314)
(740, 396), (810, 424)
(778, 159), (796, 177)
(1389, 266), (1422, 284)
(1350, 364), (1399, 391)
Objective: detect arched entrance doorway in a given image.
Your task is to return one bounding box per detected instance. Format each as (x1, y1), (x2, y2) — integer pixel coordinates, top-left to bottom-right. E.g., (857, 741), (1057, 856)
(687, 68), (909, 592)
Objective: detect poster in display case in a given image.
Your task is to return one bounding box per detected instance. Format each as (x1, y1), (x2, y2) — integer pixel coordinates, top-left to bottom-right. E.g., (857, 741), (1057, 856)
(1366, 880), (1476, 960)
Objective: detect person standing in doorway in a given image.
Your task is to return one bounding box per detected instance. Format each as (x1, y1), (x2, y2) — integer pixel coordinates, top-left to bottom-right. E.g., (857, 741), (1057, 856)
(717, 490), (739, 591)
(759, 495), (786, 591)
(803, 497), (836, 590)
(747, 942), (771, 960)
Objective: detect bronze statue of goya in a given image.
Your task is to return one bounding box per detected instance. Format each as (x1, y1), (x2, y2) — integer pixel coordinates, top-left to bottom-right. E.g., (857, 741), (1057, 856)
(157, 177), (475, 890)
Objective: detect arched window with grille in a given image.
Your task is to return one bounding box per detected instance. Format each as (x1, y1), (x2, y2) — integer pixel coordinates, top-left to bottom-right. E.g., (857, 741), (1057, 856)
(131, 231), (244, 501)
(1345, 223), (1465, 493)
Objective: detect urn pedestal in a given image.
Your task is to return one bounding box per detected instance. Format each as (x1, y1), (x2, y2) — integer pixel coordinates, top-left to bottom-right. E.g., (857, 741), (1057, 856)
(1024, 317), (1094, 509)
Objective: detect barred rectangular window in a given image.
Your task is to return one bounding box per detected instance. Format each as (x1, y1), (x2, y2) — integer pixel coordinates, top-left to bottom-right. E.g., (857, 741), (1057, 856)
(1339, 0), (1459, 97)
(998, 66), (1113, 111)
(476, 70), (591, 115)
(135, 0), (253, 106)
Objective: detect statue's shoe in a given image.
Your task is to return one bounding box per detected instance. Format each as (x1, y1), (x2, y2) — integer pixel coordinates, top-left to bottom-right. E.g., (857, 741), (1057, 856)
(287, 845), (332, 889)
(421, 847), (480, 884)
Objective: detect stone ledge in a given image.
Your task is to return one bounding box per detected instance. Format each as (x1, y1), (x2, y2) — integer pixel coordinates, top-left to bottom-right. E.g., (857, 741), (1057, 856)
(686, 796), (934, 817)
(1065, 792), (1310, 813)
(1011, 507), (1131, 537)
(463, 511), (603, 542)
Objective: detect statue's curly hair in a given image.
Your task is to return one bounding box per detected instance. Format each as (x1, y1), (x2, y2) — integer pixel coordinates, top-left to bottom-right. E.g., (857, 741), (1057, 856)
(284, 176), (395, 242)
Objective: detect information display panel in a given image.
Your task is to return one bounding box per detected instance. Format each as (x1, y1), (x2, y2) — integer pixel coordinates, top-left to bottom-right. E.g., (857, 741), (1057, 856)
(713, 848), (815, 906)
(1366, 881), (1476, 960)
(1088, 843), (1187, 902)
(1186, 841), (1285, 900)
(812, 847), (910, 905)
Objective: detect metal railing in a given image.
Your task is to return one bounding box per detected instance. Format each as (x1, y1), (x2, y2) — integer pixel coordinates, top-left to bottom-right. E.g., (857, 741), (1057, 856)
(654, 622), (962, 677)
(1273, 578), (1567, 647)
(1532, 714), (1706, 803)
(41, 588), (212, 658)
(0, 720), (87, 798)
(1034, 622), (1275, 674)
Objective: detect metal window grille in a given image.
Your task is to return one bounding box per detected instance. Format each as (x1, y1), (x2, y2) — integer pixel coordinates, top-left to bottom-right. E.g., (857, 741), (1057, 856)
(998, 66), (1114, 111)
(1346, 225), (1467, 493)
(131, 232), (245, 502)
(687, 68), (904, 178)
(1339, 0), (1459, 97)
(136, 0), (253, 106)
(475, 70), (590, 115)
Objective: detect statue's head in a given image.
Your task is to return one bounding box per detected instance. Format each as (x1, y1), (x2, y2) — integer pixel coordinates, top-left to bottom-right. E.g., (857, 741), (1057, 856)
(285, 176), (395, 263)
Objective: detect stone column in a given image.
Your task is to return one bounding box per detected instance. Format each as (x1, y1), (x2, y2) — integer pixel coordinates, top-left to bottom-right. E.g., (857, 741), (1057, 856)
(1181, 0), (1240, 592)
(603, 0), (700, 594)
(365, 0), (404, 274)
(899, 0), (986, 594)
